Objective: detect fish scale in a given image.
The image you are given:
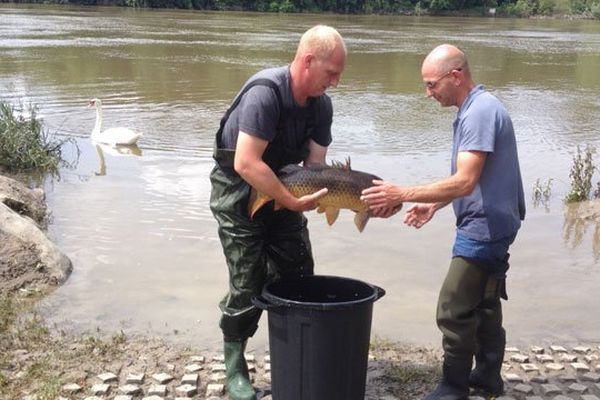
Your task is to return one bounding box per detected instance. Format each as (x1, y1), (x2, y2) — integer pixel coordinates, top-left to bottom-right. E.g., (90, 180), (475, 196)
(248, 160), (383, 232)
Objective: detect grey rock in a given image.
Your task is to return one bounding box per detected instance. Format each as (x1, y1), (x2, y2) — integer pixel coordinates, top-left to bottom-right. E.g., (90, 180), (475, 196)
(90, 383), (110, 396)
(550, 345), (568, 354)
(510, 354), (529, 363)
(571, 362), (590, 372)
(520, 363), (539, 372)
(582, 372), (600, 382)
(504, 373), (523, 382)
(152, 372), (173, 384)
(211, 363), (226, 372)
(126, 373), (144, 384)
(536, 354), (554, 363)
(514, 384), (534, 394)
(206, 383), (225, 397)
(567, 383), (588, 393)
(573, 346), (591, 354)
(0, 202), (72, 286)
(560, 354), (577, 362)
(531, 346), (545, 354)
(175, 384), (197, 396)
(181, 373), (198, 385)
(581, 396), (600, 400)
(97, 372), (118, 383)
(119, 384), (141, 395)
(148, 384), (167, 396)
(541, 384), (562, 395)
(184, 363), (203, 373)
(530, 375), (549, 383)
(546, 363), (565, 371)
(62, 383), (81, 394)
(558, 375), (578, 382)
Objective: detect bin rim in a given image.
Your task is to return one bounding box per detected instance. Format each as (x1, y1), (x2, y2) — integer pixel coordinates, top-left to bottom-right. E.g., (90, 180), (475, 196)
(256, 274), (385, 311)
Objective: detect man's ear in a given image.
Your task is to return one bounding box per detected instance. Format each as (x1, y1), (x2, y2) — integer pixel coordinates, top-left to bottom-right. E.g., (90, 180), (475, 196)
(303, 53), (315, 70)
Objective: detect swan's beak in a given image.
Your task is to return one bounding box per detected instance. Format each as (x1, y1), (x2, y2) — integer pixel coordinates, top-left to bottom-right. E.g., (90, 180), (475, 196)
(88, 100), (95, 107)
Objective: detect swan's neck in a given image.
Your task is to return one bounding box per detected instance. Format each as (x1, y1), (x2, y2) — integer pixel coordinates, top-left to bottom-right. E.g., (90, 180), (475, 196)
(92, 106), (102, 137)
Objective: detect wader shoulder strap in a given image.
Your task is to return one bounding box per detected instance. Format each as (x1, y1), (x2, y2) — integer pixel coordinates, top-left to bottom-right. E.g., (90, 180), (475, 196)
(213, 78), (284, 168)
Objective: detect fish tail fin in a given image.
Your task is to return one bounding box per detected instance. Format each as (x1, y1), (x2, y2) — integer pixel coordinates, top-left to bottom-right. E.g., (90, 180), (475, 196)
(353, 211), (370, 233)
(248, 188), (272, 219)
(324, 207), (341, 226)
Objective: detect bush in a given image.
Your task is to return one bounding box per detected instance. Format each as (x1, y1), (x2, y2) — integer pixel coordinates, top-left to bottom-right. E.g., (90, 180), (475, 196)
(510, 0), (535, 15)
(569, 0), (589, 12)
(538, 0), (556, 13)
(591, 1), (600, 16)
(565, 145), (595, 203)
(0, 101), (74, 173)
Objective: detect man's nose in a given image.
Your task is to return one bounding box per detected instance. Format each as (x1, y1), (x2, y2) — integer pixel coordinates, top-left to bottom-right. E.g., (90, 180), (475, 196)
(330, 75), (340, 88)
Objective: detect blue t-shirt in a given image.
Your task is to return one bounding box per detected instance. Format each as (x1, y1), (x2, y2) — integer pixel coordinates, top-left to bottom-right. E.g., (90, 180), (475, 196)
(451, 85), (525, 259)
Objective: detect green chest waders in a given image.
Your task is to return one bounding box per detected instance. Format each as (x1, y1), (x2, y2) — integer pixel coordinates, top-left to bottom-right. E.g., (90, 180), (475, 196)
(210, 78), (317, 342)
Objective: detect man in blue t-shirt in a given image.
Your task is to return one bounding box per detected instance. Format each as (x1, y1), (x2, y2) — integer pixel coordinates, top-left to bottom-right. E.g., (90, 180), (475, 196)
(362, 44), (525, 400)
(210, 25), (346, 400)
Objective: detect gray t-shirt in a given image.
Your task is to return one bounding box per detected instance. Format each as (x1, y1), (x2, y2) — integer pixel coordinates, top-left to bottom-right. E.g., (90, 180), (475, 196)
(451, 85), (526, 241)
(221, 66), (333, 165)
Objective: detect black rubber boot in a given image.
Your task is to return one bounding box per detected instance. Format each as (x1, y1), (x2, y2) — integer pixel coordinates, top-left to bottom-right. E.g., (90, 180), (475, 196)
(224, 340), (256, 400)
(469, 332), (505, 396)
(424, 358), (472, 400)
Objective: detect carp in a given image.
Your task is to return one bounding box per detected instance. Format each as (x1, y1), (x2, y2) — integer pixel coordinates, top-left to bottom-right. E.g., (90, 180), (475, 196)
(248, 159), (389, 232)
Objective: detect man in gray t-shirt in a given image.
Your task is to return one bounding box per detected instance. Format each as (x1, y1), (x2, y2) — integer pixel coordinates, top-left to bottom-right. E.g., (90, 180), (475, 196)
(210, 25), (346, 400)
(362, 44), (525, 400)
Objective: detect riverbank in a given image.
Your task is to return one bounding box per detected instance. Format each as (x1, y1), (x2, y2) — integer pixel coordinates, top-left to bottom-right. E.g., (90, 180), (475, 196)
(0, 172), (442, 399)
(1, 1), (598, 20)
(3, 173), (600, 399)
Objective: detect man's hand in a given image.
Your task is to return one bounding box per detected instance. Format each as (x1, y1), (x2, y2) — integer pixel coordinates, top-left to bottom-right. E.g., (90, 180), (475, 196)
(403, 203), (437, 229)
(370, 205), (403, 219)
(290, 188), (329, 212)
(361, 180), (404, 210)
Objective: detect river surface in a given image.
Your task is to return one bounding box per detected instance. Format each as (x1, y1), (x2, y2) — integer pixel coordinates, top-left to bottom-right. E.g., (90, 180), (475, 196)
(1, 4), (600, 351)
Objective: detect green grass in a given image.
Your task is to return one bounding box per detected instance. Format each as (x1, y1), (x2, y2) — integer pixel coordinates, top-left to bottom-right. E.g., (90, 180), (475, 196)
(0, 101), (75, 173)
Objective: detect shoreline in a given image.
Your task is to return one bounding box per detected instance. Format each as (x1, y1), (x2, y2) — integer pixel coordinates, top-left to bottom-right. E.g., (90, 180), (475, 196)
(3, 173), (600, 398)
(0, 2), (597, 20)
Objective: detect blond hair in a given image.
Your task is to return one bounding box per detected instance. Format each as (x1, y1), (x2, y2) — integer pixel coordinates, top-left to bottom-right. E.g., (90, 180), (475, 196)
(295, 25), (346, 61)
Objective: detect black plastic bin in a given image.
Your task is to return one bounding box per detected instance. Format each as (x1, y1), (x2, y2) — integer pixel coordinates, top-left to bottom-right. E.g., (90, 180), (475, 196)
(252, 275), (385, 400)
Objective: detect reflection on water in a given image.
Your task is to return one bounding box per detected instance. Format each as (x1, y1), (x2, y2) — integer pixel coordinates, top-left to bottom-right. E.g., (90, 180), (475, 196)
(1, 5), (600, 349)
(94, 143), (142, 176)
(563, 201), (600, 262)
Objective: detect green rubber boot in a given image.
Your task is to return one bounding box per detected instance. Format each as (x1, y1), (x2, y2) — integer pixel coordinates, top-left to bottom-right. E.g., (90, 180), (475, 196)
(224, 340), (256, 400)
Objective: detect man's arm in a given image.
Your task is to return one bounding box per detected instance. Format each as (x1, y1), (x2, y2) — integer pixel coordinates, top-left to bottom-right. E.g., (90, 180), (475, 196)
(234, 131), (327, 212)
(303, 139), (327, 166)
(361, 150), (487, 209)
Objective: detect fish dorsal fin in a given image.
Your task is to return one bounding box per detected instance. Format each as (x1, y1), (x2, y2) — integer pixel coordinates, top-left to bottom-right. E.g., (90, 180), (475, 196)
(324, 207), (340, 226)
(330, 157), (352, 171)
(248, 188), (272, 219)
(353, 211), (370, 233)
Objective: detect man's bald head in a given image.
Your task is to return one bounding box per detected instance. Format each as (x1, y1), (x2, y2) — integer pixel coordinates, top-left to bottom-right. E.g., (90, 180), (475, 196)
(423, 44), (470, 76)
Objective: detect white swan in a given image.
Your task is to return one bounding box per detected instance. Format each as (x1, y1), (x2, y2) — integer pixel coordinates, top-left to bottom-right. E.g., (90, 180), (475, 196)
(94, 143), (142, 176)
(88, 98), (143, 146)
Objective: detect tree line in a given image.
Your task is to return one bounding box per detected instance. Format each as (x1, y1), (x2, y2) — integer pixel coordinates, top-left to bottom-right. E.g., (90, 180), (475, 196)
(4, 0), (600, 17)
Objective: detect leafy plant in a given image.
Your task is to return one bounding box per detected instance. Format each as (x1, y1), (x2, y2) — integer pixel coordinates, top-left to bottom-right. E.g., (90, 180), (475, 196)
(533, 178), (553, 207)
(565, 145), (595, 203)
(0, 101), (77, 173)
